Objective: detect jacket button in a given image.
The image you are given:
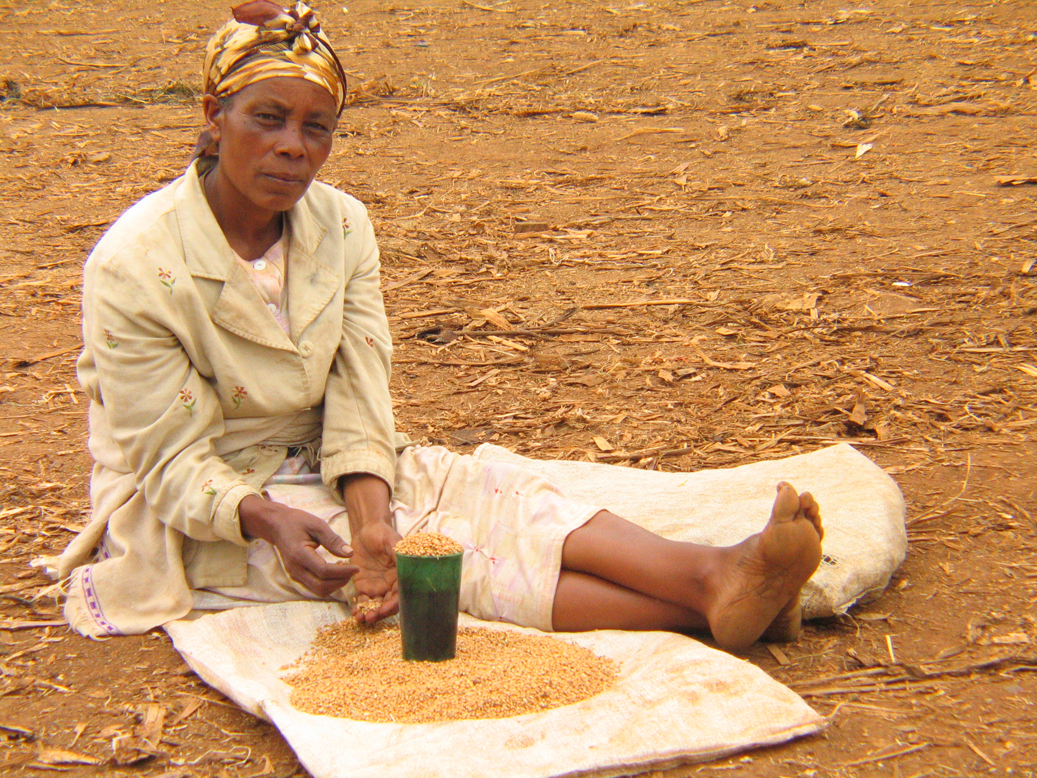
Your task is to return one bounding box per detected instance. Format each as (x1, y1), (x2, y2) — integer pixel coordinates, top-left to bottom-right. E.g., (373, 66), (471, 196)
(299, 341), (314, 358)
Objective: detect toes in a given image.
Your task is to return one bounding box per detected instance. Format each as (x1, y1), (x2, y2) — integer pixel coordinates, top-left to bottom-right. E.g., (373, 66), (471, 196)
(799, 492), (824, 540)
(771, 483), (823, 539)
(799, 491), (818, 518)
(769, 481), (801, 525)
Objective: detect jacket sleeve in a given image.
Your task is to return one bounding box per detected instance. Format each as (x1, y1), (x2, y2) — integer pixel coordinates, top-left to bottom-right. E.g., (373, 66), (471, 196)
(319, 198), (397, 493)
(85, 255), (258, 546)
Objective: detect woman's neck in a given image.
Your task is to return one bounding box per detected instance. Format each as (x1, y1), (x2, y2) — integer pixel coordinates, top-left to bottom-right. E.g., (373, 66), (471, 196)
(203, 165), (284, 261)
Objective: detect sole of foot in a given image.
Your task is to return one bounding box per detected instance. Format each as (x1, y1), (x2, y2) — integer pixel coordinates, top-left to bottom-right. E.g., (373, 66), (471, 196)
(709, 482), (823, 652)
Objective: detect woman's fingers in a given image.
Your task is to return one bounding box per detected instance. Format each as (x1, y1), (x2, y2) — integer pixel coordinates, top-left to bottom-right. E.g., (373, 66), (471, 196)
(288, 545), (358, 594)
(304, 553), (358, 583)
(353, 595), (383, 624)
(310, 521), (353, 559)
(288, 565), (349, 598)
(375, 587), (399, 619)
(256, 505), (359, 597)
(353, 587), (398, 624)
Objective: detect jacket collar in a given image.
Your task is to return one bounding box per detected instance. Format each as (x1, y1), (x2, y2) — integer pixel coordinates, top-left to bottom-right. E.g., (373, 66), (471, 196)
(174, 161), (336, 351)
(175, 161), (327, 280)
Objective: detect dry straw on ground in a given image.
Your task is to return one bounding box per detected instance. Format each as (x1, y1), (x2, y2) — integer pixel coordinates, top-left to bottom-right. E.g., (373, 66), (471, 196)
(284, 621), (617, 723)
(2, 0), (1036, 773)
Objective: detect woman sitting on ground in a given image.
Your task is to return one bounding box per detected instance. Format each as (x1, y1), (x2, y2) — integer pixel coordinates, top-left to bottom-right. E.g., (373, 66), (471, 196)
(59, 0), (823, 650)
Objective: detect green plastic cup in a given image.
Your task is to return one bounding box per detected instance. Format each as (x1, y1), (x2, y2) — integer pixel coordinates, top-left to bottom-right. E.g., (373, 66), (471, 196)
(396, 551), (463, 662)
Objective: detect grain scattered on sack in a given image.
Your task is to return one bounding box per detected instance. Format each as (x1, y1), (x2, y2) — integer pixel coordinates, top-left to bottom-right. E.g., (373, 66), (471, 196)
(284, 621), (617, 723)
(394, 531), (463, 557)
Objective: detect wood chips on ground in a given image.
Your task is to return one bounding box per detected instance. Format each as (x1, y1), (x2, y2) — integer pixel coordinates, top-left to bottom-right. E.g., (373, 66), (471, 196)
(1, 0), (1035, 775)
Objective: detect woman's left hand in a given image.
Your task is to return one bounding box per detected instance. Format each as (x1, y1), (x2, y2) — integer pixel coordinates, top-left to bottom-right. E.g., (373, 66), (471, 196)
(340, 473), (399, 623)
(350, 518), (401, 623)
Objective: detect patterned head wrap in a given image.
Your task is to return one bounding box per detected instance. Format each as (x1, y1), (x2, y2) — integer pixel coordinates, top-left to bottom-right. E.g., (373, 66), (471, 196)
(203, 1), (347, 114)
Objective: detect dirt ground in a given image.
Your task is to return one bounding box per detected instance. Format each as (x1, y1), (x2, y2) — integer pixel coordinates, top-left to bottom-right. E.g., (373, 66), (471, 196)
(1, 0), (1036, 775)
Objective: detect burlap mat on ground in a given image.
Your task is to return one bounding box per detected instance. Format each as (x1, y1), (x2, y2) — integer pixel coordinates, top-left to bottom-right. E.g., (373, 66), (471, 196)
(165, 603), (825, 778)
(472, 442), (907, 618)
(165, 444), (905, 777)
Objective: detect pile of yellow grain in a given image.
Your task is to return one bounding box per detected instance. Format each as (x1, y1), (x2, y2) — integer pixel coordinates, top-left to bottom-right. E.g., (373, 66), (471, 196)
(394, 532), (463, 557)
(284, 621), (616, 723)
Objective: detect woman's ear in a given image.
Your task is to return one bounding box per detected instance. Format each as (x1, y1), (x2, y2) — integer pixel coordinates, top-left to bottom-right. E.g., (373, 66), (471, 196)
(201, 94), (224, 145)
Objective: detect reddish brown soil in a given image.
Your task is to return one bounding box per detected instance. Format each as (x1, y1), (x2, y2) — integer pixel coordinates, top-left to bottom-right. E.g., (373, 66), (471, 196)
(1, 1), (1035, 776)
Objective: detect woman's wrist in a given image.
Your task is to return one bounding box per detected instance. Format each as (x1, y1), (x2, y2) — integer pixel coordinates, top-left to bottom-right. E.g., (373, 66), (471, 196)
(238, 493), (278, 541)
(339, 473), (392, 532)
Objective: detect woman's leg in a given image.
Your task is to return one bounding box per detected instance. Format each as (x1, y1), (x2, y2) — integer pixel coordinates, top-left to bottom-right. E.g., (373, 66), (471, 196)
(559, 511), (731, 616)
(552, 571), (708, 632)
(556, 482), (823, 651)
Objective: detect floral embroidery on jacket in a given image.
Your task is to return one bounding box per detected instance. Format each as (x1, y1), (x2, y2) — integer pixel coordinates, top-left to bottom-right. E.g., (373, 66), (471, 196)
(201, 479), (217, 497)
(158, 268), (176, 293)
(103, 329), (118, 349)
(231, 385), (248, 409)
(179, 388), (196, 415)
(342, 217), (352, 238)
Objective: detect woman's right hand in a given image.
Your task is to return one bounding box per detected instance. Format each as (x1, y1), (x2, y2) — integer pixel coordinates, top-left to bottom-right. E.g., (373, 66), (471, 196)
(238, 494), (358, 597)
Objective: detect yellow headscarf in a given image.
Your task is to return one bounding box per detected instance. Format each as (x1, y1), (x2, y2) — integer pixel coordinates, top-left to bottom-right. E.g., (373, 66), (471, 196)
(203, 1), (346, 114)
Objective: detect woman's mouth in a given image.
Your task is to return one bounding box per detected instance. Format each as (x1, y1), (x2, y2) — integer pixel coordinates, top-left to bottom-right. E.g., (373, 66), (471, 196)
(263, 172), (304, 185)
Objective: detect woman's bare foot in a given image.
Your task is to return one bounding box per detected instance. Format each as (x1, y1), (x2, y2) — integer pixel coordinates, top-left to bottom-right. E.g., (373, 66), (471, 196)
(761, 595), (802, 643)
(708, 483), (823, 651)
(761, 490), (822, 643)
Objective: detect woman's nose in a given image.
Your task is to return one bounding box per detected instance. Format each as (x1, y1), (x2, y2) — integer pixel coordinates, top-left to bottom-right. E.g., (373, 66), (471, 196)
(275, 124), (306, 158)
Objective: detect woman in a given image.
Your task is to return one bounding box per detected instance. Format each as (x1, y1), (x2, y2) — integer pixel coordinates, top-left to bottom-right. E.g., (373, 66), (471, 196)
(59, 1), (823, 651)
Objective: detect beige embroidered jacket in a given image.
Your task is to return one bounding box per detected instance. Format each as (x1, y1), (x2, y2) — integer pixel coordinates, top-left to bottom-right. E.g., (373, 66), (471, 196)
(58, 161), (396, 636)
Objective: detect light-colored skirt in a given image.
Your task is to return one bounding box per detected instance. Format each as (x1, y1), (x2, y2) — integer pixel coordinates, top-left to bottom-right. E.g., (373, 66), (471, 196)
(193, 445), (601, 632)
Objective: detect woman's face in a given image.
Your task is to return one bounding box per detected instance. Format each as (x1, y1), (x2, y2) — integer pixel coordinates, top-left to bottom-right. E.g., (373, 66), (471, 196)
(203, 77), (338, 213)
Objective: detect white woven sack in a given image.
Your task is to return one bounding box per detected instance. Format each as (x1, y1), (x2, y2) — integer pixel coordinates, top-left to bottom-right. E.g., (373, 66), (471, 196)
(472, 442), (906, 618)
(165, 602), (825, 778)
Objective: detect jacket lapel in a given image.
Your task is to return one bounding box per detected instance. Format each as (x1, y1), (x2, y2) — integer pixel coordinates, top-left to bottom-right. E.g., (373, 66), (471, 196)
(173, 163), (301, 353)
(285, 192), (339, 340)
(211, 262), (300, 351)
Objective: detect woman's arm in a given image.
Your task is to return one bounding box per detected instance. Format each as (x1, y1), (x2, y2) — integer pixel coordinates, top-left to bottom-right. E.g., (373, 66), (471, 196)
(316, 196), (402, 617)
(90, 253), (360, 596)
(86, 255), (257, 546)
(340, 472), (401, 622)
(319, 197), (398, 493)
